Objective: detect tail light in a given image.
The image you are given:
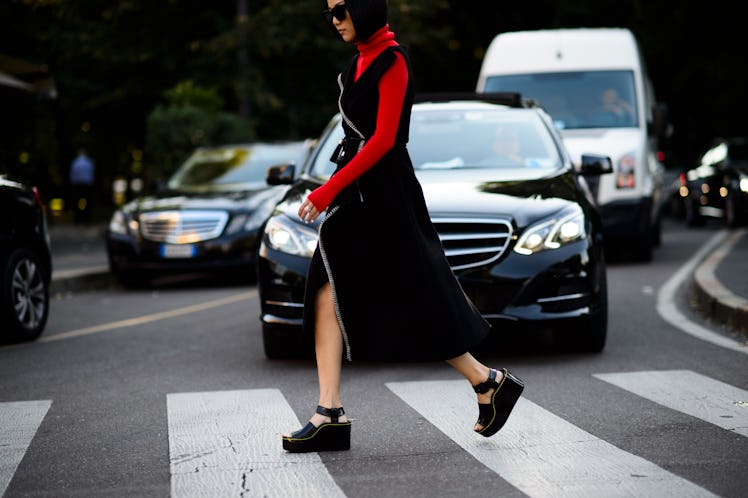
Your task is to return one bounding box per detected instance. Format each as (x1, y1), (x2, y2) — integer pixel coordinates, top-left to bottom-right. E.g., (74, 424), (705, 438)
(616, 153), (636, 189)
(31, 186), (45, 209)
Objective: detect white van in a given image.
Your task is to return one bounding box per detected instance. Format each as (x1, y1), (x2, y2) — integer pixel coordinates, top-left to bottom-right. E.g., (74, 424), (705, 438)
(477, 28), (667, 260)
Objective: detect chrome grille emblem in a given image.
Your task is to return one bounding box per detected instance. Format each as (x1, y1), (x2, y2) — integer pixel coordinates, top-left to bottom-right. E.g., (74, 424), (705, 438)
(432, 217), (513, 271)
(139, 210), (229, 243)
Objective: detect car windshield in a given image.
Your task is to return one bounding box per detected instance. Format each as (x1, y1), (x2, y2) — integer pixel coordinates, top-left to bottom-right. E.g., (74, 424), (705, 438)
(484, 70), (638, 130)
(168, 143), (306, 192)
(309, 107), (562, 179)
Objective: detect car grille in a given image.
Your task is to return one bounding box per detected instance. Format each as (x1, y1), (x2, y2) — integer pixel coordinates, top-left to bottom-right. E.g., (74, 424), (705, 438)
(139, 210), (229, 243)
(432, 217), (513, 271)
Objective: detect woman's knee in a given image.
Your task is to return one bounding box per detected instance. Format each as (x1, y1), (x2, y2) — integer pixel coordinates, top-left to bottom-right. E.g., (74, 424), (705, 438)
(316, 284), (334, 313)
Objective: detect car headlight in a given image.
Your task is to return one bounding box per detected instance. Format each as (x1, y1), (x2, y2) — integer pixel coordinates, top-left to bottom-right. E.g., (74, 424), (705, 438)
(264, 215), (318, 257)
(740, 176), (748, 193)
(109, 211), (139, 236)
(514, 206), (587, 255)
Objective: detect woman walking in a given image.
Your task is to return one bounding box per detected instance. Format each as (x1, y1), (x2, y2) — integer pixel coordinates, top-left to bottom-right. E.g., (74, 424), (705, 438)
(283, 0), (524, 453)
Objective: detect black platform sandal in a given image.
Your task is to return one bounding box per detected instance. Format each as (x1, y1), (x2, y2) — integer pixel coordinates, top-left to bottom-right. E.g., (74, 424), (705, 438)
(282, 406), (351, 453)
(473, 368), (524, 438)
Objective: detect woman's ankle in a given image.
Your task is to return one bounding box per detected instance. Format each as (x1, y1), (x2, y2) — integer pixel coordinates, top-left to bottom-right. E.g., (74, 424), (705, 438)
(310, 405), (348, 426)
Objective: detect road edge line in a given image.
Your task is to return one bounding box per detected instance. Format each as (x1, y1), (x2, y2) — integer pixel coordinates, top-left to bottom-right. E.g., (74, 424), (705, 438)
(656, 229), (748, 354)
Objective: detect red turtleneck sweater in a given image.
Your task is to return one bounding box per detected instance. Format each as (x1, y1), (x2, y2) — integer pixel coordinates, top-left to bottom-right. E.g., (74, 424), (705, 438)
(307, 25), (408, 211)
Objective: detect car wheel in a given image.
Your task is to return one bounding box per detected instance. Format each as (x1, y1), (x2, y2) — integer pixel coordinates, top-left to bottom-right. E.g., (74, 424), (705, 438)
(685, 198), (704, 227)
(652, 214), (662, 247)
(669, 195), (685, 219)
(262, 322), (310, 359)
(0, 247), (50, 341)
(112, 267), (148, 288)
(631, 226), (654, 262)
(554, 263), (607, 353)
(725, 193), (745, 227)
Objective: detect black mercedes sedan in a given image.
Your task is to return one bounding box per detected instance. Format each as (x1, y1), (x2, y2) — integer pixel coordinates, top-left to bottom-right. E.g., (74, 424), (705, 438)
(257, 96), (613, 357)
(0, 173), (52, 341)
(682, 137), (748, 227)
(105, 141), (311, 287)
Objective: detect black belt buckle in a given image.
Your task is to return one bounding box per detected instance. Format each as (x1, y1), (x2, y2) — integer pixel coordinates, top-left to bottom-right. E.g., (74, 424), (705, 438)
(329, 139), (344, 163)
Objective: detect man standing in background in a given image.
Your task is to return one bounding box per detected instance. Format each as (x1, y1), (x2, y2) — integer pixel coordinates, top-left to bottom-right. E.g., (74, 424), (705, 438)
(69, 148), (95, 223)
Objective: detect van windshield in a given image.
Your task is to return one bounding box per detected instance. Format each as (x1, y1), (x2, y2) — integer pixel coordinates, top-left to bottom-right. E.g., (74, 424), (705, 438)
(484, 70), (638, 130)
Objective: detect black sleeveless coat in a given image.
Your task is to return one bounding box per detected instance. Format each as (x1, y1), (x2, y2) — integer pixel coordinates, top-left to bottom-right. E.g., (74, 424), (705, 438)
(303, 46), (490, 361)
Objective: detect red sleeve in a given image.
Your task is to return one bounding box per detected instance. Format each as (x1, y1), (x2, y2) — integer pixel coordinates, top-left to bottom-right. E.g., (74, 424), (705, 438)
(307, 52), (408, 211)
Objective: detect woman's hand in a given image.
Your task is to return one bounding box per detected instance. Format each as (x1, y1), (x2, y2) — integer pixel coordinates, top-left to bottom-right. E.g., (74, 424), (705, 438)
(298, 198), (321, 223)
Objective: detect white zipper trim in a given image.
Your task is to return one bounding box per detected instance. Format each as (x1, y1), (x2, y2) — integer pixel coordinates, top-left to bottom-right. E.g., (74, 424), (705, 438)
(337, 73), (366, 203)
(337, 74), (366, 145)
(318, 205), (353, 361)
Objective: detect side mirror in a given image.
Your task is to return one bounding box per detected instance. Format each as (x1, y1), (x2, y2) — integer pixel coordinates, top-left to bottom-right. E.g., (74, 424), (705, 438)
(579, 154), (613, 176)
(266, 163), (296, 186)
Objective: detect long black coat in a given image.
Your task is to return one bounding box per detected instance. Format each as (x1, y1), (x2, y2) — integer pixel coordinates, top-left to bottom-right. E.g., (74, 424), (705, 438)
(303, 46), (490, 361)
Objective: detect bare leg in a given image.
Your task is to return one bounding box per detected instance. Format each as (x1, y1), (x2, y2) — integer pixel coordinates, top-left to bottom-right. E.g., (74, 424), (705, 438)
(309, 283), (348, 426)
(446, 352), (502, 431)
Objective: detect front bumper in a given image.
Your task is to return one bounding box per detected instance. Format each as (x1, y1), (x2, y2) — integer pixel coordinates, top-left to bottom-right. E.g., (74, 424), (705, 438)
(106, 230), (260, 274)
(257, 237), (604, 335)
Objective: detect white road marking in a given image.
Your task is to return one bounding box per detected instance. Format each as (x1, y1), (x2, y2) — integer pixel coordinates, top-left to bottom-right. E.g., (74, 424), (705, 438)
(167, 389), (346, 498)
(595, 370), (748, 437)
(39, 290), (257, 343)
(657, 228), (748, 354)
(0, 400), (52, 496)
(387, 380), (715, 497)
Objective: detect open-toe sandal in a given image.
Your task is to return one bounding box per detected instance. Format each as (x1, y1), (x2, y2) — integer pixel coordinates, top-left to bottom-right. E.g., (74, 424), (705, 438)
(473, 368), (524, 438)
(282, 405), (351, 453)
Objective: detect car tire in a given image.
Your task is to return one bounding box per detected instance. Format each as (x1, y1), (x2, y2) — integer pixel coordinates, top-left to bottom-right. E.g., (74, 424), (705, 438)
(0, 247), (50, 342)
(652, 214), (662, 247)
(631, 224), (654, 261)
(112, 267), (148, 288)
(669, 195), (685, 219)
(685, 198), (704, 227)
(262, 322), (310, 359)
(553, 262), (608, 353)
(725, 192), (746, 227)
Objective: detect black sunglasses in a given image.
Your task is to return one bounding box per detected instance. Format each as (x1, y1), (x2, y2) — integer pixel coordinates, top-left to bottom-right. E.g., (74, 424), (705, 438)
(322, 3), (347, 23)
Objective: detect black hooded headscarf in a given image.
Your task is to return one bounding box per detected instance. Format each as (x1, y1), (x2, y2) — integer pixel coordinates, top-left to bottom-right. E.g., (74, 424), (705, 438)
(324, 0), (388, 42)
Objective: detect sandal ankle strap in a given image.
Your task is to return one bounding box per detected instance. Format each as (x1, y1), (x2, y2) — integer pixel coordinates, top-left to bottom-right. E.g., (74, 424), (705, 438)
(473, 369), (500, 394)
(316, 405), (345, 423)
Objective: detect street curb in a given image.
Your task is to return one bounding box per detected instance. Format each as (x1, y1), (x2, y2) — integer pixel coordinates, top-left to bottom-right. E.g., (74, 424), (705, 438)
(692, 228), (748, 335)
(50, 270), (114, 294)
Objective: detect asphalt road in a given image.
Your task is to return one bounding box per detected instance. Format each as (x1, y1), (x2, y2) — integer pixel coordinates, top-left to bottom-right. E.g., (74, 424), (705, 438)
(1, 219), (746, 497)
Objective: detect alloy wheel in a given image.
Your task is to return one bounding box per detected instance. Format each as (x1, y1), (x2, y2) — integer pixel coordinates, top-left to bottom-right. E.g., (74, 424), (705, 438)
(11, 257), (46, 330)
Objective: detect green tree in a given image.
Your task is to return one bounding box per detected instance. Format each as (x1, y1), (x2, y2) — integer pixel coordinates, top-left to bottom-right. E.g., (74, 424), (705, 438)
(145, 81), (254, 186)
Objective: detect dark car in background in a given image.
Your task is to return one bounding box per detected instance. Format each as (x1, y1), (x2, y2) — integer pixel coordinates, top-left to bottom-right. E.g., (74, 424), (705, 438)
(0, 173), (52, 341)
(257, 95), (613, 358)
(682, 137), (748, 227)
(105, 141), (312, 287)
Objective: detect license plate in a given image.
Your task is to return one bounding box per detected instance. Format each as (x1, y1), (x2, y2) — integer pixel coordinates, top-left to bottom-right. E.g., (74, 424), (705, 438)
(160, 244), (196, 258)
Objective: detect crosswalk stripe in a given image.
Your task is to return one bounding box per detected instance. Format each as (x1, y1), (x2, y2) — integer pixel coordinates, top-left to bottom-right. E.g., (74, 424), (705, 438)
(594, 370), (748, 437)
(167, 389), (346, 498)
(0, 400), (52, 496)
(387, 380), (715, 497)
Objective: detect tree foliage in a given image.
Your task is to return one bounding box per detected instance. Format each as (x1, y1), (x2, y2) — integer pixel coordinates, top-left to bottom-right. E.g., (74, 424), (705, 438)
(145, 82), (254, 185)
(0, 0), (745, 201)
